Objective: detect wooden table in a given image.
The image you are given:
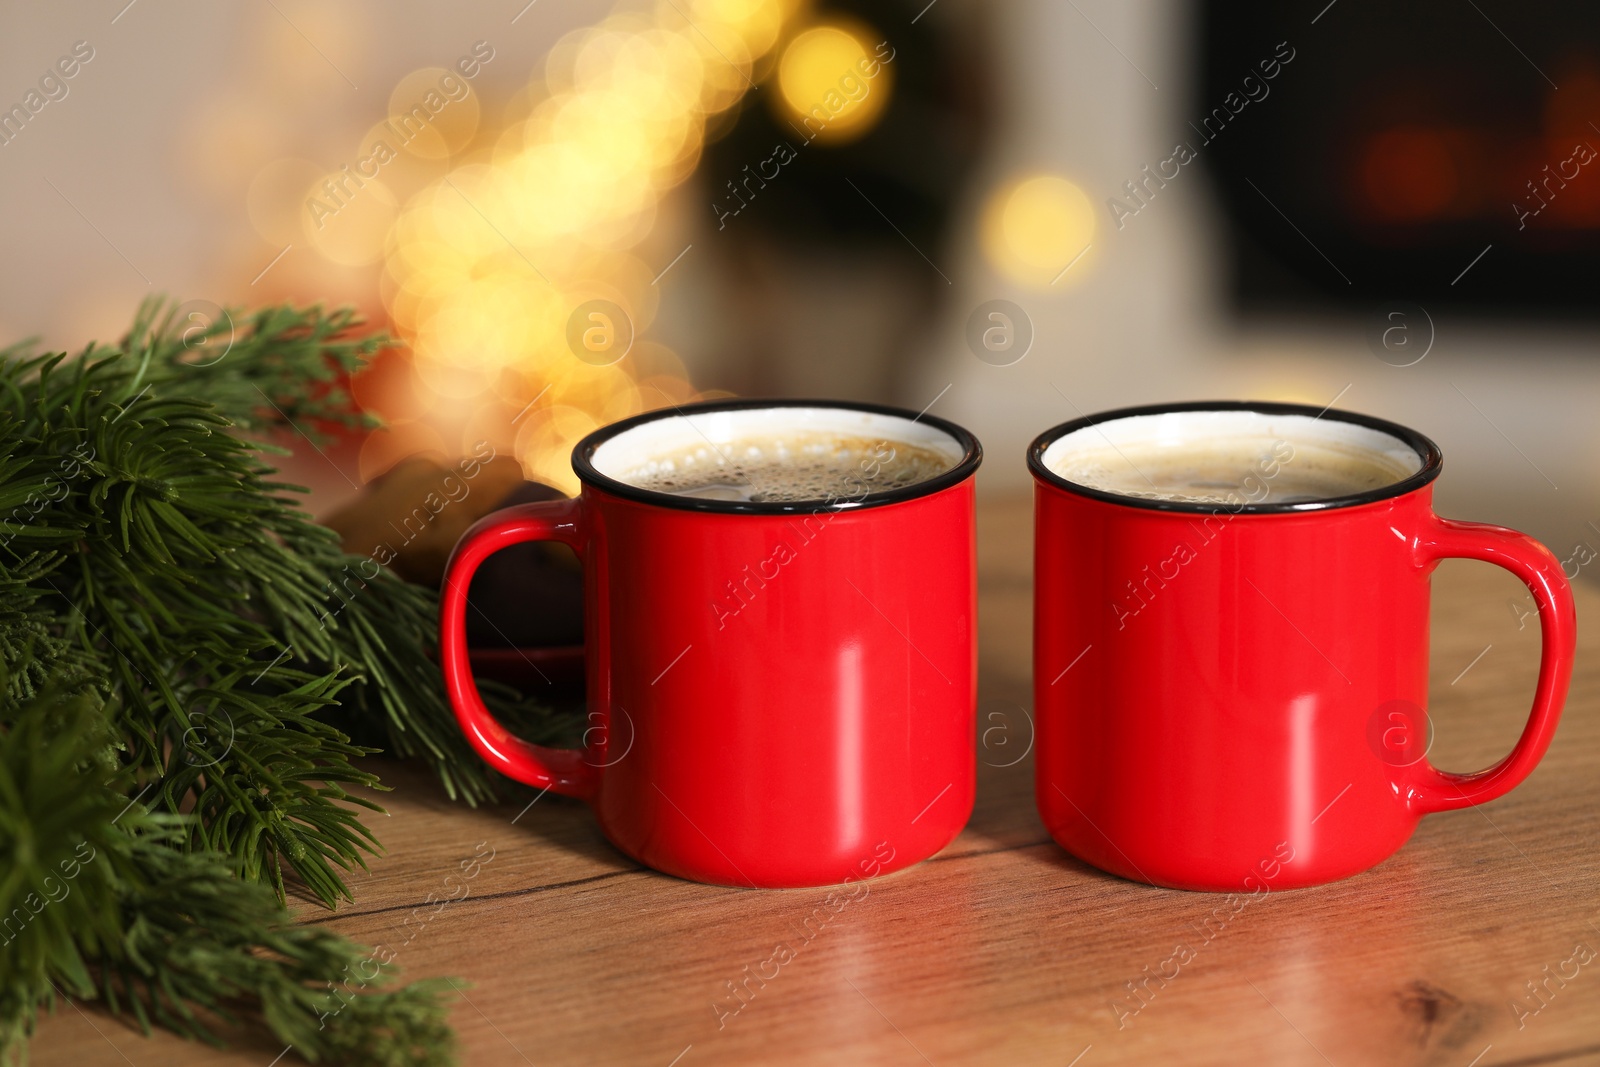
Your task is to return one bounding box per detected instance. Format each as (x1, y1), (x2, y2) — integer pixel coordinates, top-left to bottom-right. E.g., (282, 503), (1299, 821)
(30, 496), (1600, 1067)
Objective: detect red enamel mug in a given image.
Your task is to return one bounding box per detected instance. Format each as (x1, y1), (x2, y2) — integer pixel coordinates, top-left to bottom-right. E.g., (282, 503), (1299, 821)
(441, 399), (981, 888)
(1030, 401), (1576, 891)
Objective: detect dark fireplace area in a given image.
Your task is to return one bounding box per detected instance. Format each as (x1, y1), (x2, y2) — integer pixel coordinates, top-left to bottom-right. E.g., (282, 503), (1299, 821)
(1201, 0), (1600, 316)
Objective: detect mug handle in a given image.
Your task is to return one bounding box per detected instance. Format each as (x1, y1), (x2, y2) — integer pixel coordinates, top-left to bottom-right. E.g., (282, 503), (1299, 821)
(1406, 515), (1577, 813)
(440, 498), (597, 799)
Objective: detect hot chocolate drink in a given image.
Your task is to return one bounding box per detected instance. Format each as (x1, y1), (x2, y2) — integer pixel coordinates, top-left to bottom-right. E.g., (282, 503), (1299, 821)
(620, 432), (954, 503)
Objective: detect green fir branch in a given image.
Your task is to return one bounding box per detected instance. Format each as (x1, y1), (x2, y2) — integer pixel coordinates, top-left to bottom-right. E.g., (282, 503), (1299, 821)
(0, 675), (455, 1066)
(0, 298), (568, 1064)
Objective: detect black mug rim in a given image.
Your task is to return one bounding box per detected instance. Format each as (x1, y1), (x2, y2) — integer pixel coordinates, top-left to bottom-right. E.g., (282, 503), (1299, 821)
(571, 397), (984, 514)
(1027, 400), (1443, 515)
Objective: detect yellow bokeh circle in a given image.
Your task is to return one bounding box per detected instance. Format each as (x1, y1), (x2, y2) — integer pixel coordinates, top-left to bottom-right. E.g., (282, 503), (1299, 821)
(303, 173), (398, 266)
(775, 24), (891, 144)
(981, 174), (1098, 289)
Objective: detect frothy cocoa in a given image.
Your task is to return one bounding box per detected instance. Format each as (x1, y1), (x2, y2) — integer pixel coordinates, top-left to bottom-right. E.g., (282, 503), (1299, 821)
(618, 432), (954, 503)
(1048, 434), (1413, 505)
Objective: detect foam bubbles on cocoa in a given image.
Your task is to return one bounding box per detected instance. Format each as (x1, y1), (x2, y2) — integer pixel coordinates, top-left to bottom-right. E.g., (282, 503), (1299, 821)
(619, 432), (954, 503)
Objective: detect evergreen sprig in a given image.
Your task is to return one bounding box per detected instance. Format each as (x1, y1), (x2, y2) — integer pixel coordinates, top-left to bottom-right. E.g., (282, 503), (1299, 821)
(0, 299), (559, 1063)
(0, 675), (455, 1066)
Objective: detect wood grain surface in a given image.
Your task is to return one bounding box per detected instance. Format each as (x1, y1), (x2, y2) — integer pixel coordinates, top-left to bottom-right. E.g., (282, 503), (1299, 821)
(28, 495), (1600, 1067)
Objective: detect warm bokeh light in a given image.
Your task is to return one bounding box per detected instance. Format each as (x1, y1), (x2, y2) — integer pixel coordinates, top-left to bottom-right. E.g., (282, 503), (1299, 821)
(981, 174), (1098, 289)
(775, 23), (892, 144)
(305, 175), (398, 266)
(1254, 385), (1333, 407)
(216, 0), (815, 491)
(1533, 66), (1600, 228)
(1359, 127), (1458, 223)
(360, 2), (799, 491)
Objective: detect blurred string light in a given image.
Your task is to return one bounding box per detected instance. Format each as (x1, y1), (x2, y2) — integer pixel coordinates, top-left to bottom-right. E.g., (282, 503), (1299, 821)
(210, 1), (897, 490)
(981, 173), (1098, 289)
(774, 22), (890, 143)
(345, 0), (800, 492)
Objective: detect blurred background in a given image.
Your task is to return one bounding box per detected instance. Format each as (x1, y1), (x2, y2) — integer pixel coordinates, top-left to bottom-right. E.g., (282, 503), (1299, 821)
(2, 0), (1597, 564)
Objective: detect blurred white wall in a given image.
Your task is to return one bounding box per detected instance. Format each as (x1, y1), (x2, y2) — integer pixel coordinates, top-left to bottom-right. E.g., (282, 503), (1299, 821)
(0, 0), (584, 344)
